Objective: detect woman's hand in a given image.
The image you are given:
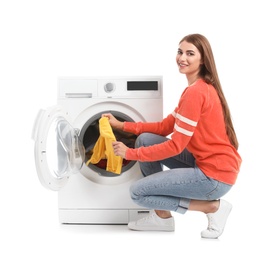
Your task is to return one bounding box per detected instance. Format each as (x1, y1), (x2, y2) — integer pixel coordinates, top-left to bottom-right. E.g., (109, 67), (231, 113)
(112, 141), (128, 158)
(102, 113), (124, 130)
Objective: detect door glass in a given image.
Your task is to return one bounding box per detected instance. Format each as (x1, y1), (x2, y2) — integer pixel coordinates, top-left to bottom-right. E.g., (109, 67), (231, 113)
(46, 117), (85, 179)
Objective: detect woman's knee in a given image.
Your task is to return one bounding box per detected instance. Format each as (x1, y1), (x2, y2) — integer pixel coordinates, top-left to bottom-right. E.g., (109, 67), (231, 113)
(135, 133), (150, 148)
(135, 133), (166, 148)
(129, 182), (139, 201)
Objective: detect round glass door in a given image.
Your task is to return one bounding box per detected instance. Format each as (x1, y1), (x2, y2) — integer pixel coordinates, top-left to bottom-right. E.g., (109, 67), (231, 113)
(47, 117), (85, 178)
(32, 106), (85, 191)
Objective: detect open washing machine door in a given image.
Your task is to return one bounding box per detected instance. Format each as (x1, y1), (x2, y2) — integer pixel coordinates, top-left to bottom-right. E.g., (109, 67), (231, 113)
(32, 106), (85, 191)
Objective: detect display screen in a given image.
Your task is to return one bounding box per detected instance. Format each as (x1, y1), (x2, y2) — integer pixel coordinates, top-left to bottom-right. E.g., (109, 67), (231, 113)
(127, 81), (158, 91)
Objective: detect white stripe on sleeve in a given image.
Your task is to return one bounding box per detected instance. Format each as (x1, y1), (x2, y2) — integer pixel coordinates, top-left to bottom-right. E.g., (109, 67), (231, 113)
(176, 113), (197, 127)
(174, 124), (193, 136)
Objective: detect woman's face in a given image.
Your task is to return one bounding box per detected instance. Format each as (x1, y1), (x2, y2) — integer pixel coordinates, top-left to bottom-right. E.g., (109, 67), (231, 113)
(176, 41), (202, 77)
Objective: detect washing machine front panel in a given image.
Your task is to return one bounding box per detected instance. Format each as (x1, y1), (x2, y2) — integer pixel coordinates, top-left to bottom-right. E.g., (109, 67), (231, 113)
(32, 106), (85, 191)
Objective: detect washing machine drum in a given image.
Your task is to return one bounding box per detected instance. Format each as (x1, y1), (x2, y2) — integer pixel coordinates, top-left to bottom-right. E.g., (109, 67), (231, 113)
(81, 112), (137, 177)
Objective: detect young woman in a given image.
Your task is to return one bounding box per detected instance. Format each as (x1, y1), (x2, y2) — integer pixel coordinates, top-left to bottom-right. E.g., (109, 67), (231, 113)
(102, 34), (242, 239)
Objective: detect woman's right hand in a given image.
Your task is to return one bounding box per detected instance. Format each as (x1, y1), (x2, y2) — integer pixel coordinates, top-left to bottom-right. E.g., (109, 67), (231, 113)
(102, 113), (124, 130)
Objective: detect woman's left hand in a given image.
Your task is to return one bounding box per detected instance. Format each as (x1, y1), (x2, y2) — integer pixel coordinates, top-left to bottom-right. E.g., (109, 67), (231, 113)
(112, 141), (128, 158)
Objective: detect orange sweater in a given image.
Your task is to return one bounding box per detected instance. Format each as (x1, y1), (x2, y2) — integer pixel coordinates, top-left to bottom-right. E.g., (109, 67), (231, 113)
(124, 79), (242, 185)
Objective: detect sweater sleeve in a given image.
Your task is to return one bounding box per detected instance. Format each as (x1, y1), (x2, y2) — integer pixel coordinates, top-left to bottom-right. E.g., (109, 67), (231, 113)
(123, 113), (175, 136)
(126, 132), (191, 161)
(125, 85), (204, 162)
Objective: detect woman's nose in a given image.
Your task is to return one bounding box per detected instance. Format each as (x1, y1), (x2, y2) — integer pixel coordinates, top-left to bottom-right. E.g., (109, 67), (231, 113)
(176, 54), (184, 63)
(178, 52), (186, 60)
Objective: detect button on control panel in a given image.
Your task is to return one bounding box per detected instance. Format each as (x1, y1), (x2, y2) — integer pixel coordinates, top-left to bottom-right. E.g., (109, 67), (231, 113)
(104, 82), (115, 93)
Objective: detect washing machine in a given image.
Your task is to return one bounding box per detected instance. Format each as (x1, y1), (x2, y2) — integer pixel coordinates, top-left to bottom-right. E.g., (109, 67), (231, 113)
(32, 76), (163, 224)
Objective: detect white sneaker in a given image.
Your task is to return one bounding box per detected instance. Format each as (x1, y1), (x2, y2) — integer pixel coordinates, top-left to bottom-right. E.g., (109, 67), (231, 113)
(201, 199), (232, 239)
(128, 211), (175, 232)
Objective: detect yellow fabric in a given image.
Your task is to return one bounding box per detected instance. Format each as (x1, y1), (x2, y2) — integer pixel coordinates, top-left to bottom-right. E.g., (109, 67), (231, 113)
(86, 117), (123, 174)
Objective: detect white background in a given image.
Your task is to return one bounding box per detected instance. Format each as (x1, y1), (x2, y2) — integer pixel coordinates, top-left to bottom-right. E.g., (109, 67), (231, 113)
(1, 0), (266, 259)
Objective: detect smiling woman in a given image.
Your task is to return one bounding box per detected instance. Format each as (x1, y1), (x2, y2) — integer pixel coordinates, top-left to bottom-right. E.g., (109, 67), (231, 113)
(103, 33), (242, 239)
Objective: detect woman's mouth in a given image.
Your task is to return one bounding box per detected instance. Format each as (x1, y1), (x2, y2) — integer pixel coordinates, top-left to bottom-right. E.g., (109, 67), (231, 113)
(178, 63), (187, 67)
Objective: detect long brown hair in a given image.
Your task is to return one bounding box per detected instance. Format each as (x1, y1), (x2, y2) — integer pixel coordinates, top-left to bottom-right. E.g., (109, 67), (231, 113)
(180, 34), (239, 149)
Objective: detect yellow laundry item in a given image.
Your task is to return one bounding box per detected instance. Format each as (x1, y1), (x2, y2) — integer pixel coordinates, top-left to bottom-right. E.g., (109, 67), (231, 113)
(86, 117), (123, 174)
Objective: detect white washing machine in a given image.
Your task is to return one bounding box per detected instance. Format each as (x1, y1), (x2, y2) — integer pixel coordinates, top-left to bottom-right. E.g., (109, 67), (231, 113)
(32, 76), (163, 224)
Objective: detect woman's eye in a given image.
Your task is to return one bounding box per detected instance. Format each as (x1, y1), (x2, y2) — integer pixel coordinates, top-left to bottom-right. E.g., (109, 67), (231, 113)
(177, 50), (182, 55)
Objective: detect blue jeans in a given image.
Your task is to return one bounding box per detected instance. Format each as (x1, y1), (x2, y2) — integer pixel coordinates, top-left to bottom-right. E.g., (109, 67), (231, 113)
(130, 133), (232, 214)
